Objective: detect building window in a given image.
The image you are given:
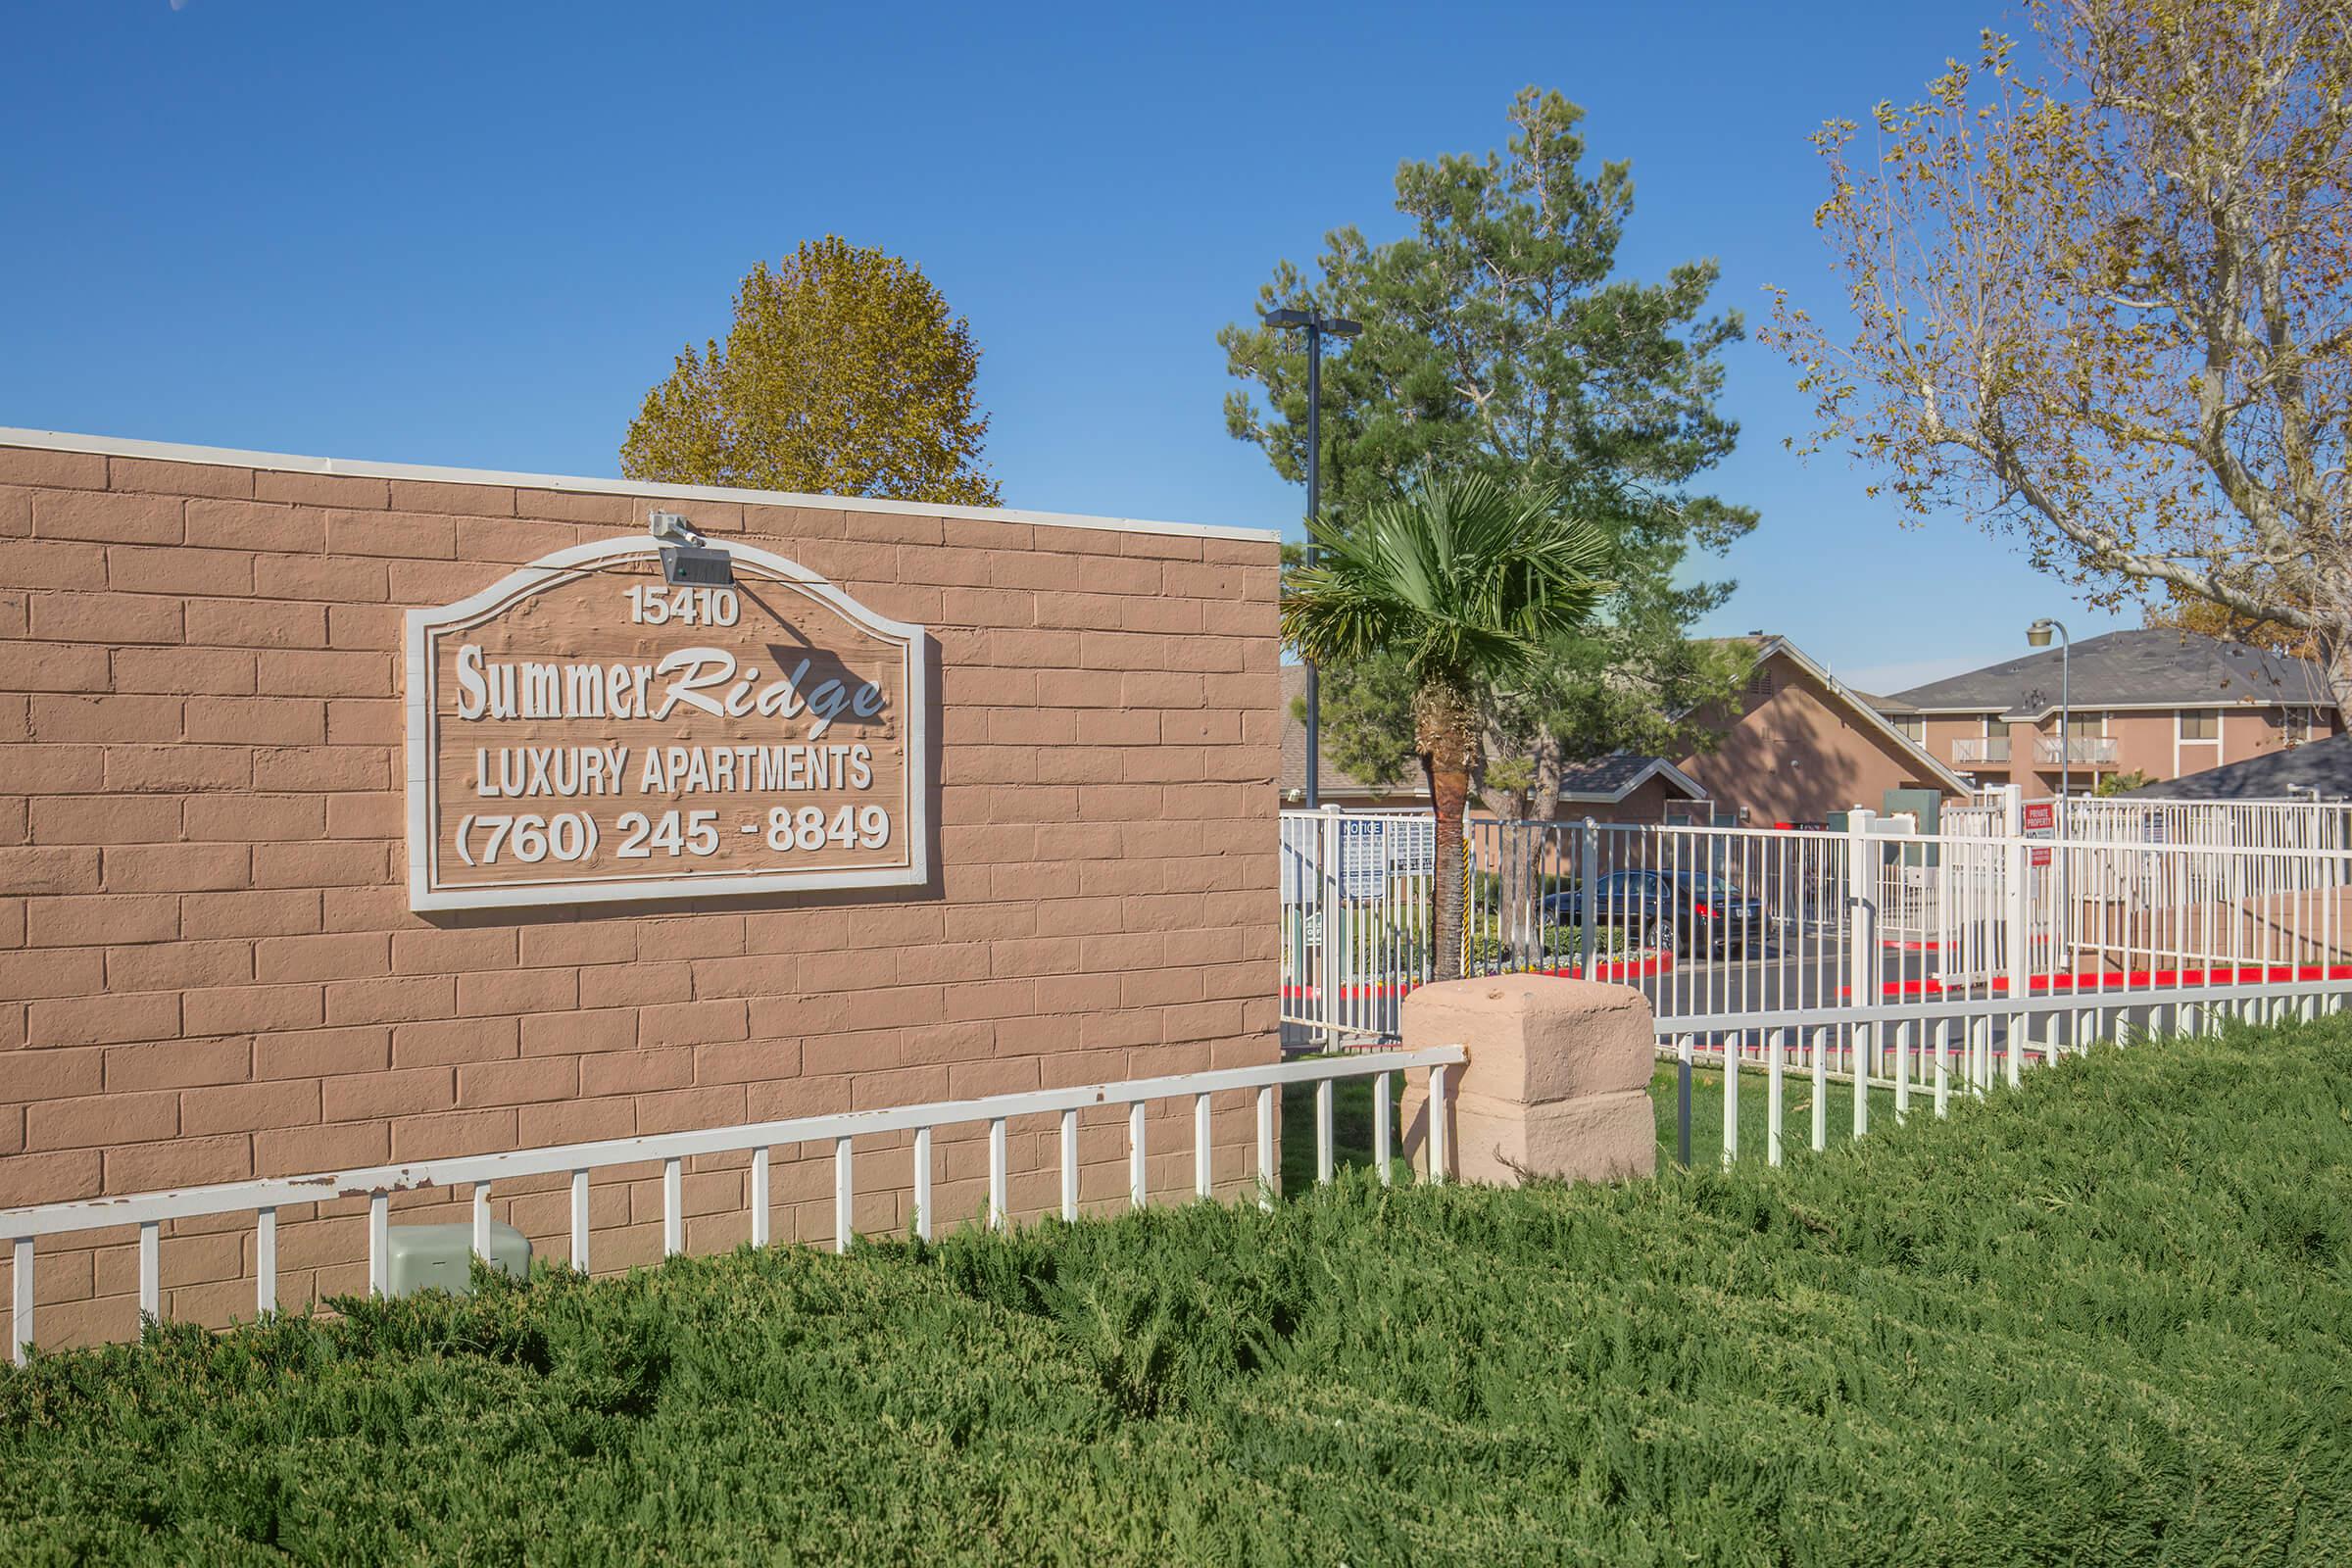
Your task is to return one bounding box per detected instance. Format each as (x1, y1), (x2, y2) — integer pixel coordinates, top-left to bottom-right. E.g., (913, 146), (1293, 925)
(2180, 710), (2219, 741)
(1744, 667), (1775, 702)
(2067, 712), (2105, 741)
(1894, 716), (1924, 744)
(2283, 708), (2313, 744)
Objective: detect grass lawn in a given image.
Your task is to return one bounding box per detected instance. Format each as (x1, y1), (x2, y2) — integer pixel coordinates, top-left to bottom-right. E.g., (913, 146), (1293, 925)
(1665, 1059), (1906, 1167)
(7, 1019), (2352, 1563)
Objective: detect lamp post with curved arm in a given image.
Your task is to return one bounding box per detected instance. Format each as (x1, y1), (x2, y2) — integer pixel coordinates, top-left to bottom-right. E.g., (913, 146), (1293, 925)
(1264, 307), (1361, 808)
(2027, 618), (2072, 800)
(2027, 617), (2075, 957)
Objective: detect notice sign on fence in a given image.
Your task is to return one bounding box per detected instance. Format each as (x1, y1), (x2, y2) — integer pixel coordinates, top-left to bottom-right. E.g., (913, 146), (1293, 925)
(1334, 818), (1437, 898)
(2023, 800), (2055, 866)
(1339, 819), (1391, 899)
(1388, 829), (1436, 878)
(406, 535), (929, 910)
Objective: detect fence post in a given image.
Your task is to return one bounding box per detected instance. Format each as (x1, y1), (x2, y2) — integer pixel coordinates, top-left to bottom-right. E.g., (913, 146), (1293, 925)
(1317, 803), (1342, 1048)
(12, 1237), (30, 1365)
(1676, 1034), (1692, 1167)
(1845, 808), (1879, 1137)
(1579, 817), (1599, 978)
(2000, 784), (2029, 1088)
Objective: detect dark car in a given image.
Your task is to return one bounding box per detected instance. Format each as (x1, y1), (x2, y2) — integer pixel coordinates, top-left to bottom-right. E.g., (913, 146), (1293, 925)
(1539, 870), (1767, 956)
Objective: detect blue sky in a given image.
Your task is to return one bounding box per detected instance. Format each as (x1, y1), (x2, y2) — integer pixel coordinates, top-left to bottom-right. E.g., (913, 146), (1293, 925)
(0, 0), (2132, 692)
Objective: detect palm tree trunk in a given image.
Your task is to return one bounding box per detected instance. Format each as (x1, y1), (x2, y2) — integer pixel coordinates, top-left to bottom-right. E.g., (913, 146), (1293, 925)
(1418, 683), (1480, 983)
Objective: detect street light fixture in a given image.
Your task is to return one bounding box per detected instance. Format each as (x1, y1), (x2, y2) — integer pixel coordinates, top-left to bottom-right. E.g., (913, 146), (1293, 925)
(1265, 307), (1361, 808)
(2027, 617), (2072, 800)
(649, 510), (733, 587)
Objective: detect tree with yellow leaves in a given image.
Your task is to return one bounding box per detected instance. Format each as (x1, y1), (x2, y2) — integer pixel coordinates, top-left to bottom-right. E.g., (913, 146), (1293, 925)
(622, 237), (1001, 506)
(2143, 585), (2325, 659)
(1770, 1), (2352, 705)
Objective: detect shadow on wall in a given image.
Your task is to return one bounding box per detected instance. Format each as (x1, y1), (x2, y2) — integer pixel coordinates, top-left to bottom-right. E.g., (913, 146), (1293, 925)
(1685, 689), (1888, 827)
(739, 575), (893, 741)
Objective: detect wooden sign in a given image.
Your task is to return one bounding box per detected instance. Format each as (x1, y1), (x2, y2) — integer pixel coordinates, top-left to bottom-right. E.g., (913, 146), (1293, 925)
(405, 535), (928, 910)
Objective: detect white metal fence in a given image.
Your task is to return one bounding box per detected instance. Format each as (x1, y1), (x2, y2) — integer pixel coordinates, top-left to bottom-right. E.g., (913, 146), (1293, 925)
(1281, 809), (1439, 1041)
(1282, 794), (2352, 1168)
(1660, 977), (2347, 1167)
(1921, 795), (2345, 856)
(3, 1047), (1464, 1363)
(2059, 795), (2351, 850)
(1282, 795), (2352, 1051)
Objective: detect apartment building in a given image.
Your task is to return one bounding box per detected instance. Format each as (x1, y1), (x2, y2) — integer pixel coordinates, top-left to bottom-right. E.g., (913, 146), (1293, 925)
(1278, 666), (1711, 819)
(1875, 629), (2341, 792)
(1675, 635), (1970, 824)
(1280, 637), (1970, 825)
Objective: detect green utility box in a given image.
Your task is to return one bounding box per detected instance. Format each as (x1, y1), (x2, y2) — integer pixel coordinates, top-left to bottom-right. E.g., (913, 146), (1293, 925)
(1882, 786), (1941, 833)
(385, 1221), (531, 1298)
(1883, 787), (1942, 867)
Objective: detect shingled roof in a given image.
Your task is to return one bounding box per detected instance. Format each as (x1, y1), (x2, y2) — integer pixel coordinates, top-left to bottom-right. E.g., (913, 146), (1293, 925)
(1881, 628), (2334, 719)
(1277, 665), (1702, 805)
(1279, 665), (1393, 801)
(2123, 732), (2352, 800)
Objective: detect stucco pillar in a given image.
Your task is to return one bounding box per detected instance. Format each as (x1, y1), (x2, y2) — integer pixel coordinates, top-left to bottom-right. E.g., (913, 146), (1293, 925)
(1397, 976), (1656, 1186)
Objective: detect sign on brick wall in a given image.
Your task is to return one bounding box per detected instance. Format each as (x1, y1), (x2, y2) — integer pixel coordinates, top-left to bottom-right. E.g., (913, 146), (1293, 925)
(405, 534), (929, 910)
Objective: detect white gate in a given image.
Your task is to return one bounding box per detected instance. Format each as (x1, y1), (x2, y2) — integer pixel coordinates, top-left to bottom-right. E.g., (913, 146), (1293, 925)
(1281, 808), (1437, 1044)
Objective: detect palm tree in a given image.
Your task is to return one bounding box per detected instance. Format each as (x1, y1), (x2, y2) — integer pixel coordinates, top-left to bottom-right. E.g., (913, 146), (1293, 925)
(1282, 474), (1608, 981)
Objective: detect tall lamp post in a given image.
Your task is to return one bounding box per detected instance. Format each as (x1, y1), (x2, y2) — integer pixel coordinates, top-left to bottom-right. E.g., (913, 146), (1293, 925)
(2026, 618), (2072, 799)
(1264, 307), (1360, 808)
(2028, 616), (2076, 961)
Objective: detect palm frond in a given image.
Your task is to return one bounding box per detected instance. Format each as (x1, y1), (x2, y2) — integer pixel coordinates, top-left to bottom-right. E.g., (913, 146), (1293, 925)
(1287, 474), (1610, 694)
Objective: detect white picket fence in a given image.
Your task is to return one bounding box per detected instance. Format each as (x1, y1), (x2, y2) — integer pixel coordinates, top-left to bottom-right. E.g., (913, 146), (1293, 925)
(1659, 980), (2347, 1167)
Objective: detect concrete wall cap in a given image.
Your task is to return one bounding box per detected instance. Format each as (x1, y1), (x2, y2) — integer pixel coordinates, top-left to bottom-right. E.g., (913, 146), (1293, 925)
(1400, 975), (1655, 1106)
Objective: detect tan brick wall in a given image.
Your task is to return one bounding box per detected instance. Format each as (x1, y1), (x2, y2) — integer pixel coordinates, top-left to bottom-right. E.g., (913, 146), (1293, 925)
(0, 440), (1282, 1345)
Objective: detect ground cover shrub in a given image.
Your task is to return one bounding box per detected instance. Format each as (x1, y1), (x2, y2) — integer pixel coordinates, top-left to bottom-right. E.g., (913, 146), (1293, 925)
(5, 1018), (2350, 1564)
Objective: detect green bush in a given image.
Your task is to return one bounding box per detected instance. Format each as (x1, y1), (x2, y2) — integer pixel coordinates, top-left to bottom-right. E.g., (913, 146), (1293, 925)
(4, 1019), (2350, 1564)
(1466, 914), (1634, 969)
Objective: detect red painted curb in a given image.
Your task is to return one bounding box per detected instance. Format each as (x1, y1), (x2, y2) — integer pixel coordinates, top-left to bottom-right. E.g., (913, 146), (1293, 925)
(1841, 961), (2352, 1002)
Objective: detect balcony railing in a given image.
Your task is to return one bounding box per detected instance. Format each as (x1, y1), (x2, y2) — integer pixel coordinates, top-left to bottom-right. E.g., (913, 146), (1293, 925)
(1952, 737), (2011, 764)
(2035, 736), (2119, 765)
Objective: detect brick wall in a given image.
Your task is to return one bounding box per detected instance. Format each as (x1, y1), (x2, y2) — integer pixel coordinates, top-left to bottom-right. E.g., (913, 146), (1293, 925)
(0, 436), (1282, 1346)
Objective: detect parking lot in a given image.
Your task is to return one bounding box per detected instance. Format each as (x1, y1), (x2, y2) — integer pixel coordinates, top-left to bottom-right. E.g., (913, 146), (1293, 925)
(1284, 918), (2201, 1069)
